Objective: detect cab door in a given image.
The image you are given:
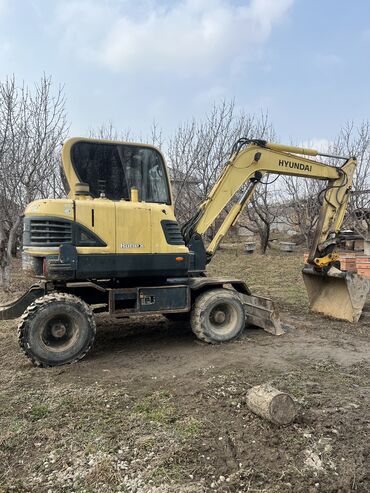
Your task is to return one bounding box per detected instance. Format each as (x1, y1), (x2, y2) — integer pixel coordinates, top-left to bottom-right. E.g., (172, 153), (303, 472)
(115, 201), (152, 254)
(75, 199), (115, 253)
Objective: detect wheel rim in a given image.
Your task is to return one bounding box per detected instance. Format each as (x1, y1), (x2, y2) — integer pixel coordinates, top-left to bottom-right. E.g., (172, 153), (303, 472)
(209, 302), (238, 335)
(41, 314), (79, 352)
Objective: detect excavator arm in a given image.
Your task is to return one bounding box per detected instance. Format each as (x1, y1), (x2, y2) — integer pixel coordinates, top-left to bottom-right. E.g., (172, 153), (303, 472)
(183, 139), (355, 264)
(182, 139), (369, 322)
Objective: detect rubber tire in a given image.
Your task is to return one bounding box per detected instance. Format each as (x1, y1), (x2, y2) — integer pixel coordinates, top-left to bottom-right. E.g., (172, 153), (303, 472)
(18, 293), (96, 368)
(190, 288), (245, 344)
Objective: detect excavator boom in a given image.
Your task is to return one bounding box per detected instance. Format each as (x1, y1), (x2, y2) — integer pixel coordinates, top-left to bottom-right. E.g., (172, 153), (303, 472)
(183, 139), (369, 322)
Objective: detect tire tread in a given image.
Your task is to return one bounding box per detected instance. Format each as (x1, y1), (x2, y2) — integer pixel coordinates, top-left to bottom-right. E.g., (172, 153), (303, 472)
(18, 292), (96, 368)
(190, 288), (245, 344)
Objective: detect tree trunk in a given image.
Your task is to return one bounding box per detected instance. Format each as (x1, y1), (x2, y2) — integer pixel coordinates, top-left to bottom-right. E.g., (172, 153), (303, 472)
(0, 261), (11, 290)
(11, 237), (18, 258)
(0, 215), (22, 291)
(7, 215), (21, 260)
(260, 224), (270, 254)
(0, 236), (11, 291)
(245, 384), (297, 425)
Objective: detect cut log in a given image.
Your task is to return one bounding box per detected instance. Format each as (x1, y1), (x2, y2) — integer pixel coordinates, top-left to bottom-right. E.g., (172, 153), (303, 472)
(246, 384), (296, 425)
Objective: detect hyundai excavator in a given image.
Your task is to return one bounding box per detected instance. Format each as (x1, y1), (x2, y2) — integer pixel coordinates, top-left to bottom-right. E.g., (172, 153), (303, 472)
(0, 137), (369, 367)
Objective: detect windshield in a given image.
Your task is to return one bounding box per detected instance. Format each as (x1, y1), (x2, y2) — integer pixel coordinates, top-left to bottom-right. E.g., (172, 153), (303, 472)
(70, 141), (170, 204)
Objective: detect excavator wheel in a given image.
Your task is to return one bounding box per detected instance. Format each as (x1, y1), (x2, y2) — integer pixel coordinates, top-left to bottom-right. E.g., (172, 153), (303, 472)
(190, 288), (246, 344)
(18, 293), (96, 368)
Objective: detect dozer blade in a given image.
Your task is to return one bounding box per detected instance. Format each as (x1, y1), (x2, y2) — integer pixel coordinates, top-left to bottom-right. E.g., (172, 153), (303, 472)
(243, 294), (285, 336)
(0, 283), (45, 320)
(303, 265), (370, 323)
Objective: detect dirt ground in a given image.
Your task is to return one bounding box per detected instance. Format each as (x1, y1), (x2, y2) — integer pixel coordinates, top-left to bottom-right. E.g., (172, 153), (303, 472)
(0, 248), (370, 493)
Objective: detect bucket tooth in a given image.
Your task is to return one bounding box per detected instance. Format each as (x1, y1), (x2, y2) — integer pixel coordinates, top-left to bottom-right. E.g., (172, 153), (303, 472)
(303, 265), (370, 322)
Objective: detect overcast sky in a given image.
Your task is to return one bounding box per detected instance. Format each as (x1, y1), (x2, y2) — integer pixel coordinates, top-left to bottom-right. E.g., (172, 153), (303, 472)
(0, 0), (369, 147)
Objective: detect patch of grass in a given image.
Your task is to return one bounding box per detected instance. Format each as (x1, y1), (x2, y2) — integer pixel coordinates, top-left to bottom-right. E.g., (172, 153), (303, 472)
(28, 404), (50, 421)
(134, 391), (178, 424)
(0, 405), (30, 453)
(176, 417), (203, 439)
(84, 457), (120, 489)
(149, 464), (183, 483)
(134, 434), (156, 450)
(209, 247), (309, 310)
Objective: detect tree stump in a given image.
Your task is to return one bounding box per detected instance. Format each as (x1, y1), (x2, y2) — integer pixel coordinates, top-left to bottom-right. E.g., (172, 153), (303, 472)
(246, 384), (296, 425)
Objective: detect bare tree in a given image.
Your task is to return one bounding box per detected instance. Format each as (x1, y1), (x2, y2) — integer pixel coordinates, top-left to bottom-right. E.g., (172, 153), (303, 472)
(272, 122), (370, 247)
(238, 181), (281, 253)
(89, 121), (132, 142)
(89, 120), (164, 148)
(329, 121), (370, 237)
(167, 101), (274, 234)
(280, 177), (322, 246)
(0, 75), (68, 289)
(148, 119), (164, 148)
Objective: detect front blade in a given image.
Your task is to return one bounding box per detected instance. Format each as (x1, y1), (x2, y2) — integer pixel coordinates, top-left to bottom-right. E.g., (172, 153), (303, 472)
(0, 283), (45, 321)
(243, 294), (285, 335)
(303, 265), (370, 322)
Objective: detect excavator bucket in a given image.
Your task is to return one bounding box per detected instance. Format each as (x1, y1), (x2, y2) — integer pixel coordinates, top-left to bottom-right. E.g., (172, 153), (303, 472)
(302, 265), (370, 322)
(243, 294), (285, 335)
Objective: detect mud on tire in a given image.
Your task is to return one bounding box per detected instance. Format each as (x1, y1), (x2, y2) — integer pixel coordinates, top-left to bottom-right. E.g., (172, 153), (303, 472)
(190, 288), (246, 344)
(18, 293), (96, 368)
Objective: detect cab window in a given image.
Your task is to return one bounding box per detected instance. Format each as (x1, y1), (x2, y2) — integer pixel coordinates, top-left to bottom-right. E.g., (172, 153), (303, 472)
(71, 141), (170, 204)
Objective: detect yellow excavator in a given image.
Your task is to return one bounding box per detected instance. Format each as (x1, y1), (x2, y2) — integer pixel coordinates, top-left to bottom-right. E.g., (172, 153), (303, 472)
(1, 137), (369, 367)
